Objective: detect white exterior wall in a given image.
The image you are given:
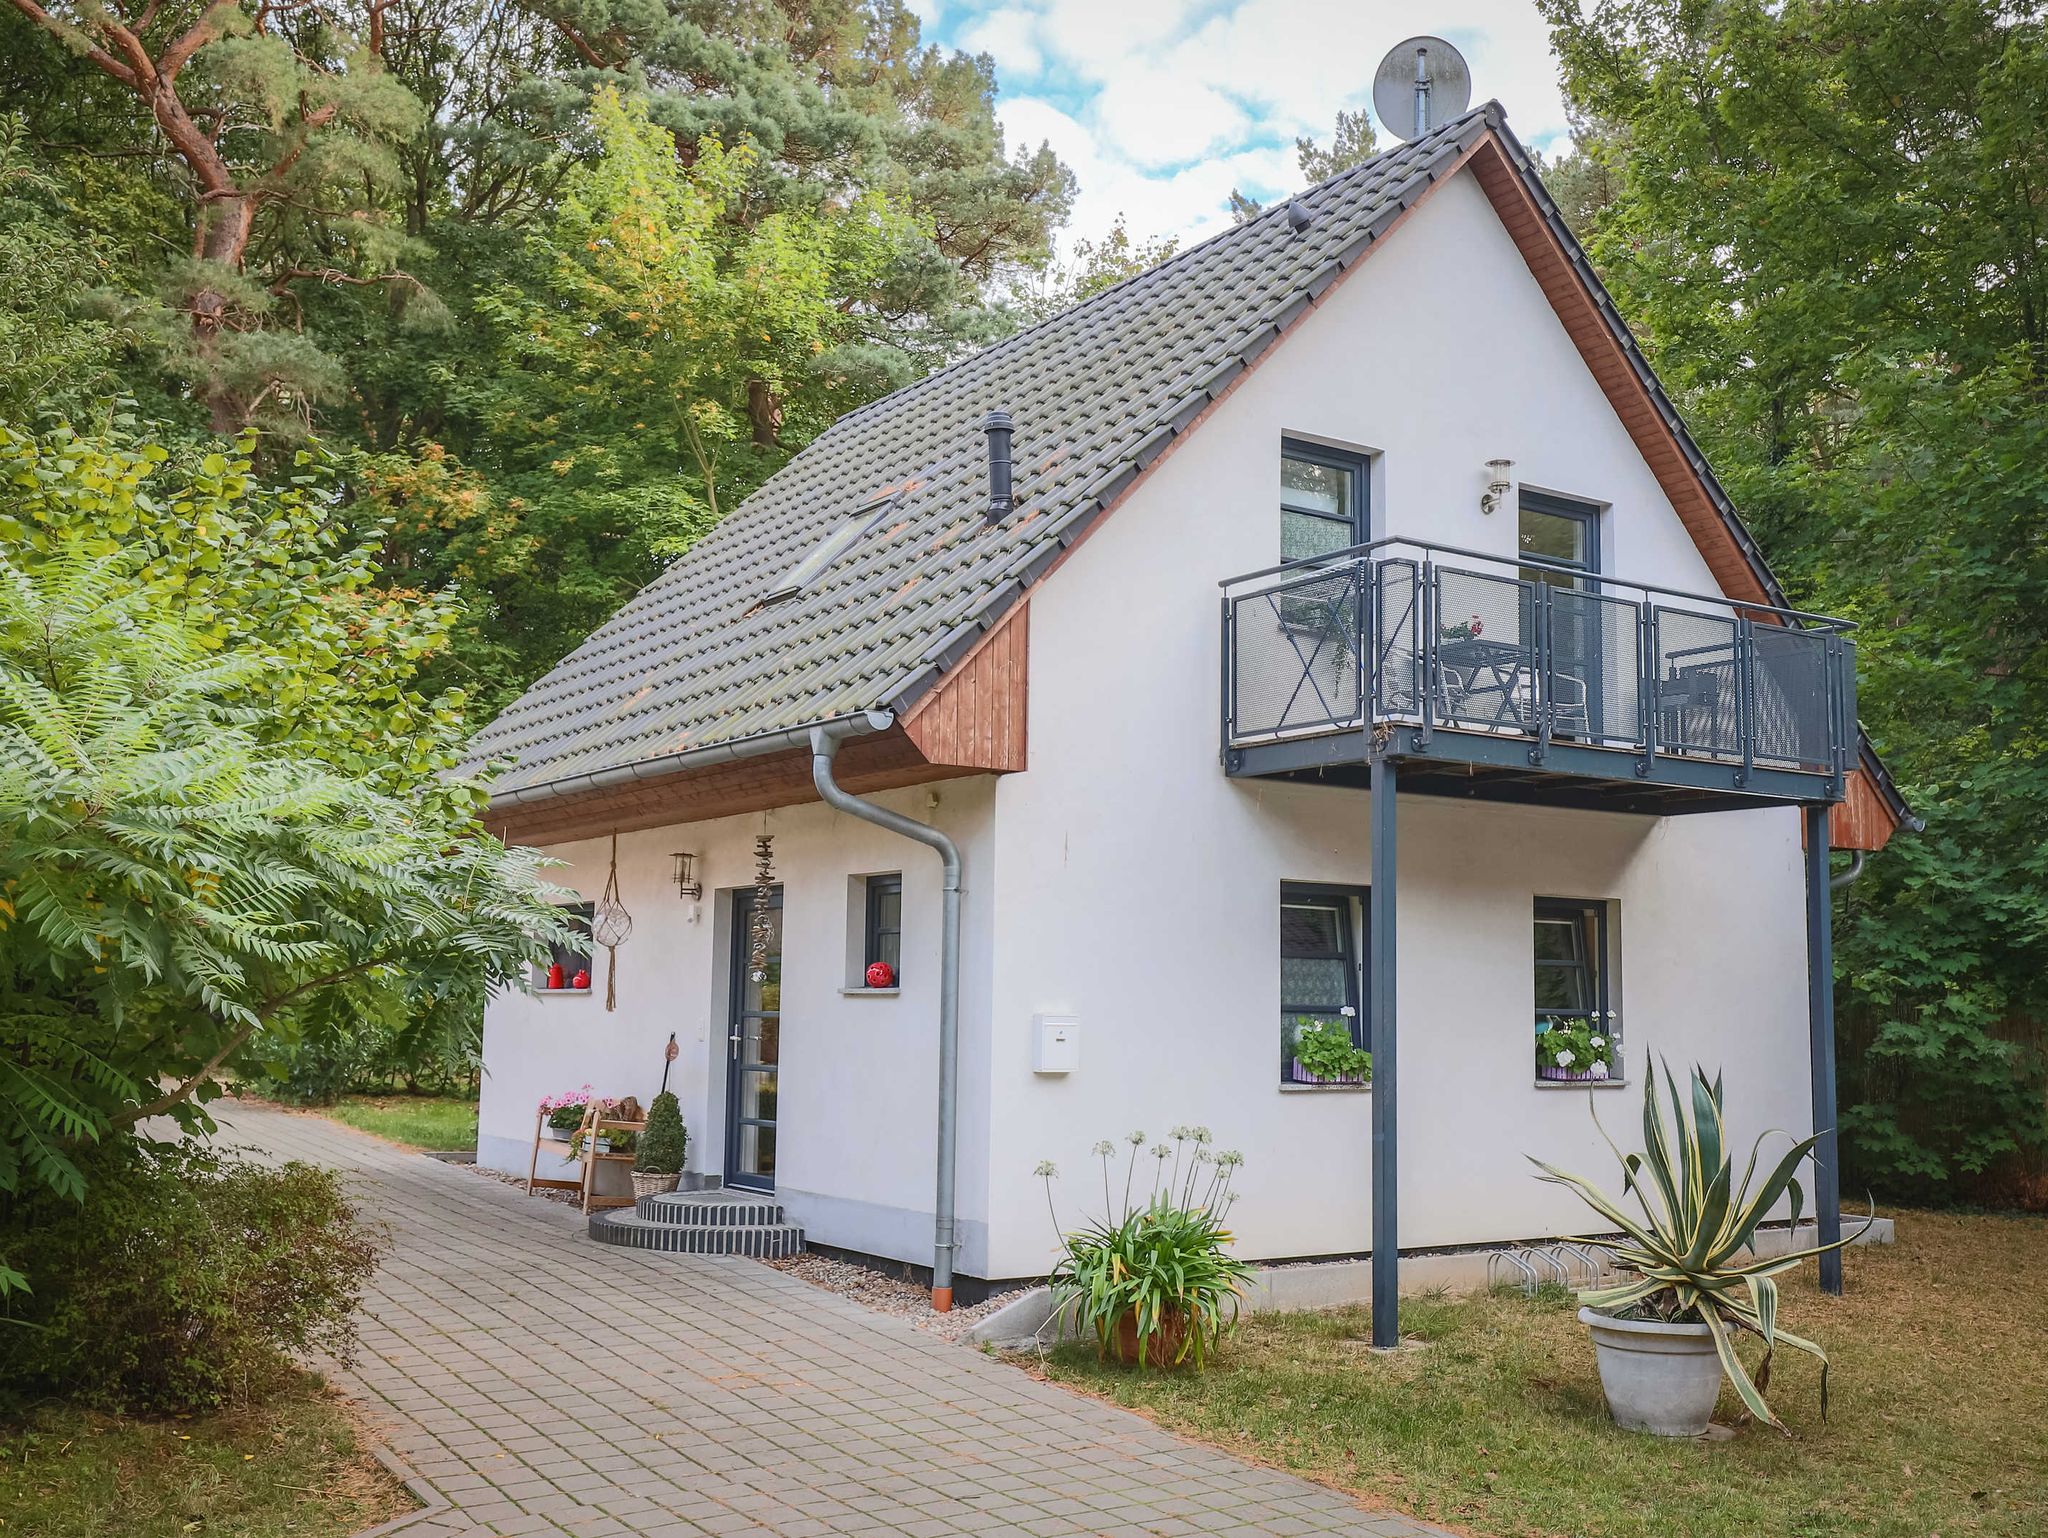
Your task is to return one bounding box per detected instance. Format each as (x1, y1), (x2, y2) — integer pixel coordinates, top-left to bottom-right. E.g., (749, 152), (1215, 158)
(481, 168), (1819, 1283)
(977, 170), (1814, 1278)
(478, 778), (999, 1274)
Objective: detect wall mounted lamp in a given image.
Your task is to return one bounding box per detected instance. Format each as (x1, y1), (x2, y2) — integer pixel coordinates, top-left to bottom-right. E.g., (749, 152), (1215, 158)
(1480, 457), (1515, 516)
(669, 851), (702, 901)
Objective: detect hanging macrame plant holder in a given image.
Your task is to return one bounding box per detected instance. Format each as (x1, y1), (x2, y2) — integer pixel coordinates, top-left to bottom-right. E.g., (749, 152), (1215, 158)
(749, 833), (775, 983)
(592, 832), (634, 1011)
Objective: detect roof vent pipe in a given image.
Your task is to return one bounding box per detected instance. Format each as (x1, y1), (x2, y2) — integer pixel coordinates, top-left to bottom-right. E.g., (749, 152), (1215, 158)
(982, 410), (1014, 524)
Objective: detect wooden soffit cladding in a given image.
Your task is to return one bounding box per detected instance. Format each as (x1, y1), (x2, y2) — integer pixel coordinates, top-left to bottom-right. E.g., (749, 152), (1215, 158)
(901, 600), (1028, 771)
(490, 606), (1026, 849)
(1826, 766), (1898, 853)
(489, 727), (976, 848)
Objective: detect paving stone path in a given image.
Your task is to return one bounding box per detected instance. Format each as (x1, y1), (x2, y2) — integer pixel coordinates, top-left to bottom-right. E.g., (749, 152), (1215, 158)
(218, 1104), (1452, 1538)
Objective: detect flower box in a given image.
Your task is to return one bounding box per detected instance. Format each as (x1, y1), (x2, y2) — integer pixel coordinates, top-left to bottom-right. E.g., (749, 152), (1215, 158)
(1537, 1062), (1609, 1083)
(543, 1123), (573, 1141)
(1288, 1058), (1370, 1087)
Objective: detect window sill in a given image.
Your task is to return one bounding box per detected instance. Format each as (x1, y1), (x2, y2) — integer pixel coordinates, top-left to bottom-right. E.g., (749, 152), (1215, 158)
(1532, 1077), (1628, 1090)
(839, 986), (901, 997)
(535, 987), (591, 997)
(1278, 1082), (1370, 1094)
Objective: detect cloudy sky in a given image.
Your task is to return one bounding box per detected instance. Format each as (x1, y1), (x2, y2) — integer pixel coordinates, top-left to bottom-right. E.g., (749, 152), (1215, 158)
(911, 1), (1575, 255)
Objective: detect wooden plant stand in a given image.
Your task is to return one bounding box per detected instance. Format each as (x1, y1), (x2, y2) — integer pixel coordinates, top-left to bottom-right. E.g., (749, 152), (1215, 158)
(526, 1104), (649, 1214)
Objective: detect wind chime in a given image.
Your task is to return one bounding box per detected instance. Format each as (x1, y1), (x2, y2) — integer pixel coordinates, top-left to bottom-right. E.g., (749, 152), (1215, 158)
(748, 832), (775, 983)
(592, 831), (634, 1011)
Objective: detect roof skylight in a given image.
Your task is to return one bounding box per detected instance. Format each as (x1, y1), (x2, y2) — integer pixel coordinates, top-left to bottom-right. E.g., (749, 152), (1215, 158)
(761, 491), (900, 605)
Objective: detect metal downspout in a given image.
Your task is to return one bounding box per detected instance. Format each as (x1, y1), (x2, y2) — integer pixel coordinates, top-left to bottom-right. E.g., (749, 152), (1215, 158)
(810, 719), (964, 1312)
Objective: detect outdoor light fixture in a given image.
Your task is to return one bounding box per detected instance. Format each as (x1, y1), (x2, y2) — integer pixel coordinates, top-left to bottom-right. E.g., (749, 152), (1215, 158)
(1480, 457), (1515, 515)
(669, 851), (702, 901)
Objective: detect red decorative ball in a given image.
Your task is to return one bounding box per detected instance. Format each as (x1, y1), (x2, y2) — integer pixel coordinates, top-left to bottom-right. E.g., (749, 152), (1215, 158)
(865, 961), (896, 989)
(571, 968), (590, 990)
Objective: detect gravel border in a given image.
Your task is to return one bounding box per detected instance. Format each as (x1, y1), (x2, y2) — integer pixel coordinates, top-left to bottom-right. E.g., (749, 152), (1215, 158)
(762, 1252), (1026, 1342)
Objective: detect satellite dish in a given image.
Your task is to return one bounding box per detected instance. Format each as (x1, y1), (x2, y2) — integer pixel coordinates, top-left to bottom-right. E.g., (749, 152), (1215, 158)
(1372, 36), (1472, 142)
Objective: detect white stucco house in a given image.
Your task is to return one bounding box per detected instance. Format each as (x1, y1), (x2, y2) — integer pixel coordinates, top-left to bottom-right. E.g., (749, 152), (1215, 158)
(467, 105), (1910, 1328)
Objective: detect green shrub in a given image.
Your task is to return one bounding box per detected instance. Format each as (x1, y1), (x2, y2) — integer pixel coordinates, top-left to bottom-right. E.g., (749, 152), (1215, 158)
(636, 1092), (688, 1175)
(0, 1144), (384, 1414)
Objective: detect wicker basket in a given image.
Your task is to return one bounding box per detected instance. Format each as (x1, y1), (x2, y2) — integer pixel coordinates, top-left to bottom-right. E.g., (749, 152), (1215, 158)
(631, 1170), (680, 1199)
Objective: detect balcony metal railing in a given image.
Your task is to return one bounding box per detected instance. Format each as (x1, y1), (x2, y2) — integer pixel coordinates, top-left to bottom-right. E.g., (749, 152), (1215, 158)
(1221, 537), (1856, 792)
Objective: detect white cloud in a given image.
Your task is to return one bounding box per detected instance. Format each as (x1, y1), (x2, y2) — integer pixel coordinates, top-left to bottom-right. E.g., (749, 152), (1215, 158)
(958, 9), (1044, 78)
(951, 0), (1578, 255)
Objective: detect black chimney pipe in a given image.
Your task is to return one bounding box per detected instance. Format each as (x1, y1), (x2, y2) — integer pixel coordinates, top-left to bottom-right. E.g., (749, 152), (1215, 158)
(982, 410), (1014, 524)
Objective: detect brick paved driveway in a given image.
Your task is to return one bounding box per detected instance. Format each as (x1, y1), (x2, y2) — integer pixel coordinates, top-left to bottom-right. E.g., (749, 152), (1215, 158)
(219, 1104), (1449, 1538)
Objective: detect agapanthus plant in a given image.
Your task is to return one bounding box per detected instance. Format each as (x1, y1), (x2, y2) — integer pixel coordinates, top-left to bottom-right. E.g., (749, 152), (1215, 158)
(1039, 1128), (1253, 1369)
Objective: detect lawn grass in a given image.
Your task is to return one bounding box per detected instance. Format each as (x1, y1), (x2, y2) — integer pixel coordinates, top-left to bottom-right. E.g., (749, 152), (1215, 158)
(0, 1371), (413, 1538)
(319, 1093), (477, 1152)
(1035, 1210), (2047, 1538)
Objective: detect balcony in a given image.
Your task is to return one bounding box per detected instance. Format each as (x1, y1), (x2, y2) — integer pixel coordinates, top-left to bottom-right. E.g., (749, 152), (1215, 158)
(1220, 538), (1856, 813)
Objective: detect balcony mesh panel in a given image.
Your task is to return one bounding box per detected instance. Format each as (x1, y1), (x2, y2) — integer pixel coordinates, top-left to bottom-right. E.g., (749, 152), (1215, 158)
(1229, 567), (1363, 741)
(1372, 560), (1422, 717)
(1433, 567), (1536, 732)
(1547, 588), (1644, 748)
(1750, 625), (1833, 770)
(1653, 607), (1742, 757)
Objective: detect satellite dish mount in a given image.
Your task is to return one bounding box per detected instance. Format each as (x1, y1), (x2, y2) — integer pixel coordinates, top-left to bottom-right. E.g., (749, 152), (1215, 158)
(1372, 36), (1473, 143)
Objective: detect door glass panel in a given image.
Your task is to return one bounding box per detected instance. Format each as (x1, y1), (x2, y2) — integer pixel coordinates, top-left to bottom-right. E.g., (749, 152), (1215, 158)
(1519, 500), (1597, 589)
(1282, 455), (1351, 518)
(729, 889), (783, 1188)
(1282, 510), (1353, 563)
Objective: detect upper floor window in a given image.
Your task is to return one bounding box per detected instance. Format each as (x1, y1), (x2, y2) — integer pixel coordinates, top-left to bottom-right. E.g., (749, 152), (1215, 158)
(1281, 441), (1367, 564)
(1517, 491), (1600, 588)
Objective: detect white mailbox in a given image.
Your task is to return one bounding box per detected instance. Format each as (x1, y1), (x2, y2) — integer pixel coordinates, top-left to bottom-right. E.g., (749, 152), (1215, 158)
(1032, 1015), (1079, 1074)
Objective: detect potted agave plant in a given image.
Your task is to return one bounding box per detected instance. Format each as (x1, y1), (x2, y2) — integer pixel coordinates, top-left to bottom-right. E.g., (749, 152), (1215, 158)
(1040, 1128), (1254, 1369)
(1530, 1061), (1865, 1436)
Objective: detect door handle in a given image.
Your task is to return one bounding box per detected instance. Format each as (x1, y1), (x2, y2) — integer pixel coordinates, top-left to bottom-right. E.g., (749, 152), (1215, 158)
(728, 1033), (743, 1047)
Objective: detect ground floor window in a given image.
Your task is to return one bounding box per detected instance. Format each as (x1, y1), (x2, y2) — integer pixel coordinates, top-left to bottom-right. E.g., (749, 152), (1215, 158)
(1533, 897), (1616, 1081)
(1280, 884), (1371, 1085)
(863, 873), (902, 986)
(537, 901), (593, 990)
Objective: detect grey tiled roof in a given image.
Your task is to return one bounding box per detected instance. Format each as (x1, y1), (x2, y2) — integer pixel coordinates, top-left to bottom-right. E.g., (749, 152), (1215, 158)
(468, 101), (1907, 830)
(468, 105), (1501, 796)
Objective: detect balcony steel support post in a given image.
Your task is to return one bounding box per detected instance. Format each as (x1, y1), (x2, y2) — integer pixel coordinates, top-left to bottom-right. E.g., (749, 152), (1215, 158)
(1368, 756), (1400, 1347)
(1804, 801), (1844, 1296)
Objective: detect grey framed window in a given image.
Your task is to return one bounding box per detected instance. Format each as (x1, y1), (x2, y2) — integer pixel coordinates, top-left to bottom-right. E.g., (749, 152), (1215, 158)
(864, 874), (902, 981)
(1518, 490), (1601, 588)
(1281, 441), (1367, 565)
(538, 901), (593, 988)
(1280, 883), (1366, 1080)
(1534, 897), (1610, 1026)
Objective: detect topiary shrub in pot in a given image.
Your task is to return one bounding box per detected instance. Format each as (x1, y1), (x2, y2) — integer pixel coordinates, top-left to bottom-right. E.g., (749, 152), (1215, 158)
(634, 1091), (688, 1198)
(1529, 1060), (1867, 1436)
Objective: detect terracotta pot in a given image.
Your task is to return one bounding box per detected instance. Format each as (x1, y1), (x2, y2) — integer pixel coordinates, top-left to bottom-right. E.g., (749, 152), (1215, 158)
(1111, 1309), (1193, 1368)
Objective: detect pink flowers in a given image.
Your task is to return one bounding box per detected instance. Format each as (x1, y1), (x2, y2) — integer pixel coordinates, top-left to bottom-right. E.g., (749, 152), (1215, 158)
(538, 1086), (599, 1115)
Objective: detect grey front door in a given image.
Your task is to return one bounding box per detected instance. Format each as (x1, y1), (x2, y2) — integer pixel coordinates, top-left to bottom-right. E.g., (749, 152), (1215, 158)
(725, 886), (782, 1191)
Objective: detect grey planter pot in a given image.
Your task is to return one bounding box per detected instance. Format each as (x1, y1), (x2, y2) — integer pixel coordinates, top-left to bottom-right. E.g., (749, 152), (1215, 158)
(1579, 1307), (1723, 1436)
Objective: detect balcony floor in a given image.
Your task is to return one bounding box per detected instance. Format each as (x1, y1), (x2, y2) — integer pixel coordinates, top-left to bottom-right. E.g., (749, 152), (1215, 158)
(1226, 723), (1838, 815)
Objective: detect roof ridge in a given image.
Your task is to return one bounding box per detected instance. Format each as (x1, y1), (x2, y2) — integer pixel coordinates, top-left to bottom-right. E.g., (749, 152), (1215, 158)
(831, 103), (1500, 437)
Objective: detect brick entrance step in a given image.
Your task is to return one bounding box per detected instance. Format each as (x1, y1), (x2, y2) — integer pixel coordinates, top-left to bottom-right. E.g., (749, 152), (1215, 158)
(588, 1188), (806, 1258)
